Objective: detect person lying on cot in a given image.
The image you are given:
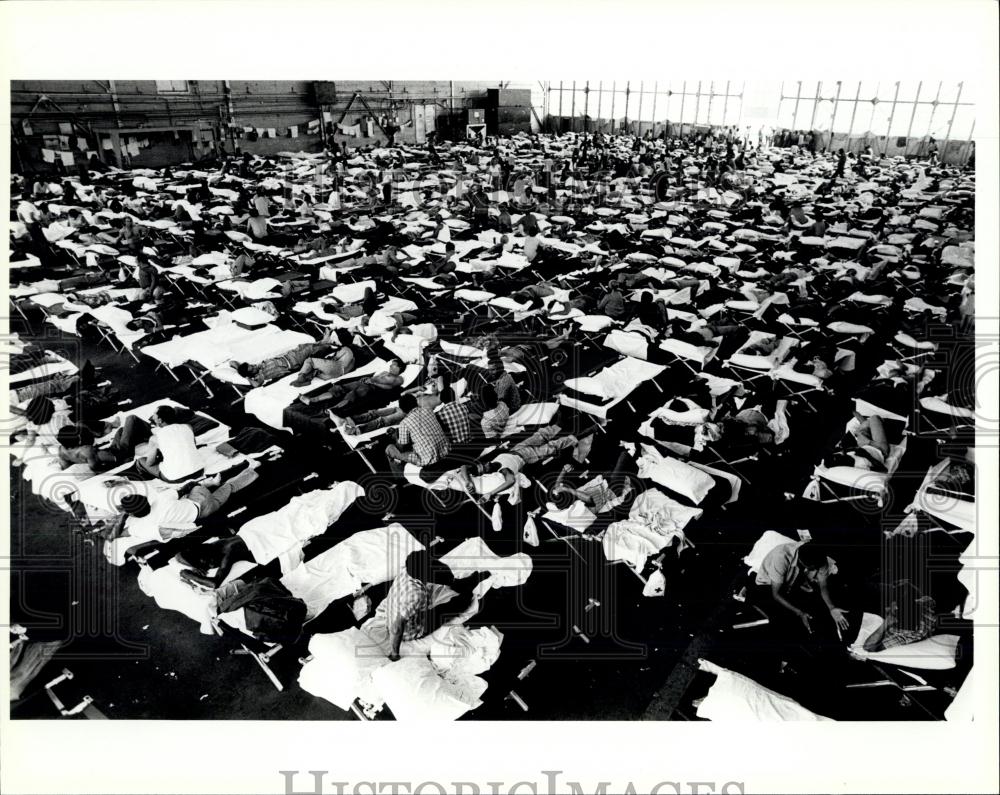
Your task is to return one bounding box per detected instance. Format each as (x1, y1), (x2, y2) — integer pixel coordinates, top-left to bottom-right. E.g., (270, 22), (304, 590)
(550, 451), (634, 512)
(292, 233), (336, 257)
(102, 461), (260, 564)
(302, 358), (406, 411)
(455, 426), (592, 504)
(828, 412), (891, 472)
(497, 327), (572, 363)
(326, 286), (379, 320)
(343, 372), (457, 436)
(509, 281), (557, 308)
(741, 335), (781, 357)
(230, 330), (352, 388)
(54, 409), (155, 472)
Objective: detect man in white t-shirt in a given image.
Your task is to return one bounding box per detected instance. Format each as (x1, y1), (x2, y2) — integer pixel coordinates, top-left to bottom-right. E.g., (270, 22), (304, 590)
(135, 406), (204, 483)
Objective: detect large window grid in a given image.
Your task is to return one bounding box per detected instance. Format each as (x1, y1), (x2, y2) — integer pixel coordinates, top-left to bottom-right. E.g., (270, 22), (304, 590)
(546, 80), (974, 161)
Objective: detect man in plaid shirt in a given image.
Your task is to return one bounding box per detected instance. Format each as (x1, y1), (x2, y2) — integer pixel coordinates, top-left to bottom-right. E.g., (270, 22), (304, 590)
(384, 393), (450, 472)
(436, 398), (472, 445)
(381, 550), (487, 660)
(479, 385), (510, 439)
(489, 366), (522, 414)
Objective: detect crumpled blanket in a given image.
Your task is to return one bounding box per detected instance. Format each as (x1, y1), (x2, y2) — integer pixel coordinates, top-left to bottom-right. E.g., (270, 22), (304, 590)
(604, 488), (699, 572)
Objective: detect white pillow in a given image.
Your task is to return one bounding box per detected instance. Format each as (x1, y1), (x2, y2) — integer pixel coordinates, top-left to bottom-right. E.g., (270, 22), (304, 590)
(642, 455), (716, 504)
(858, 634), (960, 670)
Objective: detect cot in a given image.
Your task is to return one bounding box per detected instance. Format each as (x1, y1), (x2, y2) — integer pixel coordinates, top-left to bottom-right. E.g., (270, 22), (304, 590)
(803, 414), (909, 508)
(559, 356), (667, 419)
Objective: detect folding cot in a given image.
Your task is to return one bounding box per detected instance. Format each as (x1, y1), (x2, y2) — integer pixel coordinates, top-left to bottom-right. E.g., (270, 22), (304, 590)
(558, 355), (667, 420)
(141, 310), (315, 398)
(243, 356), (422, 435)
(724, 331), (798, 388)
(803, 411), (909, 508)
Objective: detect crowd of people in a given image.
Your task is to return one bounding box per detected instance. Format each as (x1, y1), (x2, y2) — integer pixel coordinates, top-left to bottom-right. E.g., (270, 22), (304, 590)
(8, 119), (977, 720)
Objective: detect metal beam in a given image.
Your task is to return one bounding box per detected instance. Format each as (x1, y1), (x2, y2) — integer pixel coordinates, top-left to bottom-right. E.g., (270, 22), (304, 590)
(846, 82), (862, 148)
(808, 81), (821, 130)
(904, 81), (923, 156)
(650, 82), (658, 138)
(941, 81), (964, 162)
(583, 81), (590, 134)
(791, 81), (802, 130)
(558, 81), (563, 130)
(883, 81), (901, 155)
(963, 119), (975, 165)
(925, 81), (943, 148)
(596, 81), (603, 131)
(678, 81), (686, 137)
(830, 81), (842, 149)
(108, 80), (122, 129)
(624, 81), (630, 133)
(609, 81), (616, 134)
(637, 81), (644, 137)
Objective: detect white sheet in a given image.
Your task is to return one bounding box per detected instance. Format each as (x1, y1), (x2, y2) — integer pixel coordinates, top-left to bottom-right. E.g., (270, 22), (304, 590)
(238, 482), (364, 573)
(279, 523), (424, 618)
(697, 660), (832, 721)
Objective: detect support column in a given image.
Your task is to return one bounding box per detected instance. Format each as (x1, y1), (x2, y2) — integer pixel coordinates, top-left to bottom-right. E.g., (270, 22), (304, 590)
(678, 81), (686, 138)
(571, 80), (576, 131)
(110, 130), (123, 168)
(624, 81), (630, 134)
(637, 81), (644, 138)
(883, 81), (900, 155)
(846, 82), (862, 151)
(609, 82), (616, 135)
(650, 82), (658, 138)
(791, 80), (802, 131)
(941, 82), (964, 164)
(904, 81), (923, 156)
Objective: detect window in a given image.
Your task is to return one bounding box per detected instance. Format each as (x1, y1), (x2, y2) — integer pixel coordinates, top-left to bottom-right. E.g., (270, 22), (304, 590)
(156, 80), (189, 94)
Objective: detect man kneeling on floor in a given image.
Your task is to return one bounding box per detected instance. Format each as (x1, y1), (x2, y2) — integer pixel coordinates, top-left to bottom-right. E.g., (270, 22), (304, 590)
(751, 539), (860, 651)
